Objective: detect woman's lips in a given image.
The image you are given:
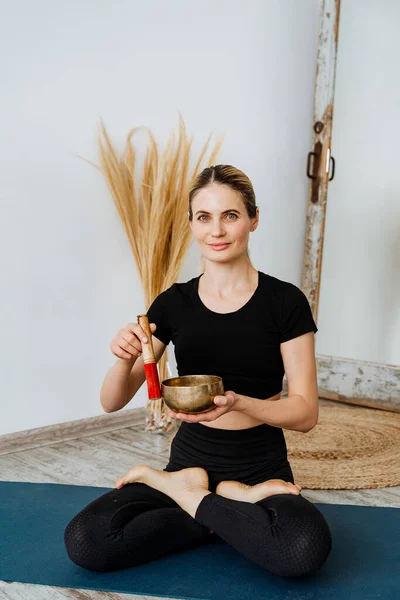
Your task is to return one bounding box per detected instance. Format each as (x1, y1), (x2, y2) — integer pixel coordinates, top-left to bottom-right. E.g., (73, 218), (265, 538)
(209, 243), (230, 250)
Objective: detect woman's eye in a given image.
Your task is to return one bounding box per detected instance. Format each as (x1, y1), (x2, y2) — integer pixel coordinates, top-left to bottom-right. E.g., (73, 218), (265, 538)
(197, 213), (237, 221)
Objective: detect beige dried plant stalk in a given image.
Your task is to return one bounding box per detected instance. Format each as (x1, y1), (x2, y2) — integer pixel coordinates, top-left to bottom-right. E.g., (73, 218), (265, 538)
(79, 113), (224, 431)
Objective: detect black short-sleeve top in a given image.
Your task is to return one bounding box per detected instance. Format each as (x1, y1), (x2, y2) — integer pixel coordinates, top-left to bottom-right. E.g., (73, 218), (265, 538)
(146, 270), (318, 400)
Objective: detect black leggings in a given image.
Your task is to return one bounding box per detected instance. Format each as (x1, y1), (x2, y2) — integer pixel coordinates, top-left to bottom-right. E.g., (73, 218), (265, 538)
(64, 421), (332, 577)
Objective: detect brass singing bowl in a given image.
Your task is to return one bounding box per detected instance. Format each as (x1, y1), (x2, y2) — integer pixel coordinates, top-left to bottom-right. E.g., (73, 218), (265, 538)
(161, 375), (224, 414)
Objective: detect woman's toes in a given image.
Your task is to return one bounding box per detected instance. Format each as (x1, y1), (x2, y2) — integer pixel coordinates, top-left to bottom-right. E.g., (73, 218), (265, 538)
(285, 482), (300, 494)
(289, 482), (302, 493)
(268, 479), (300, 495)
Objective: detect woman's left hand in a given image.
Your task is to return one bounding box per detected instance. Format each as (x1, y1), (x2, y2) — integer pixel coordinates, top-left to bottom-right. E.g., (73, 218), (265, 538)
(167, 391), (239, 423)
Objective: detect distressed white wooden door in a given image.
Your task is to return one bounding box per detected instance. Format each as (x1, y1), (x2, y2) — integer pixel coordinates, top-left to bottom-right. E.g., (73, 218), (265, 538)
(301, 0), (400, 411)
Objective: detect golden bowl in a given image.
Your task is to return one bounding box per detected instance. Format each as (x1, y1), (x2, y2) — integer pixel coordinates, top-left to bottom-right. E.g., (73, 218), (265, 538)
(161, 375), (224, 414)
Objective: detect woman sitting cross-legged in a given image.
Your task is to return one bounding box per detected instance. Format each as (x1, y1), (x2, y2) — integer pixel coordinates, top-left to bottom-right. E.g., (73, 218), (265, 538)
(64, 164), (332, 578)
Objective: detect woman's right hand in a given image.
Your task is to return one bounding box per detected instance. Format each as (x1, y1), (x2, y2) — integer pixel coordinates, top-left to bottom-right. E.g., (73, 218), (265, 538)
(110, 322), (157, 362)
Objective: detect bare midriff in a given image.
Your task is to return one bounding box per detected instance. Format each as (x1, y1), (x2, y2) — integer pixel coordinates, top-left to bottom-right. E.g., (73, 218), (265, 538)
(199, 390), (281, 430)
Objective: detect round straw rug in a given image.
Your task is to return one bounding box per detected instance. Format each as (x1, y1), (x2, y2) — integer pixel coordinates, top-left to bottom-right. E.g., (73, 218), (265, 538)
(284, 404), (400, 490)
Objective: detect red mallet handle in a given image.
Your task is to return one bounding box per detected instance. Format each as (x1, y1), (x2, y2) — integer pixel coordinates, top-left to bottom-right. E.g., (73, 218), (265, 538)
(137, 314), (162, 401)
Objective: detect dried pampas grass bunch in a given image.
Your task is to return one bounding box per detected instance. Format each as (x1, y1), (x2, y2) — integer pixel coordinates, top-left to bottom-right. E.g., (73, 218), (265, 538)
(80, 113), (224, 431)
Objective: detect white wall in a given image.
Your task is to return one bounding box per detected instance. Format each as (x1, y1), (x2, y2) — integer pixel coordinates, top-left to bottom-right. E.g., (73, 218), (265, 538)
(0, 0), (320, 435)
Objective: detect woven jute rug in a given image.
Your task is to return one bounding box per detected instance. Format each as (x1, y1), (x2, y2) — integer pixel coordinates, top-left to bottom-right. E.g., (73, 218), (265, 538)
(284, 404), (400, 490)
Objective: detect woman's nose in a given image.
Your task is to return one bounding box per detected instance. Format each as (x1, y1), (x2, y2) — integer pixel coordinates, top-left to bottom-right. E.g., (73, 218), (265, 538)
(211, 222), (226, 235)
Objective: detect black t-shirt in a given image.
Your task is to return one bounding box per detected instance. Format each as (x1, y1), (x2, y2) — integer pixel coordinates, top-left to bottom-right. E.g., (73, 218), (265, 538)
(146, 270), (318, 401)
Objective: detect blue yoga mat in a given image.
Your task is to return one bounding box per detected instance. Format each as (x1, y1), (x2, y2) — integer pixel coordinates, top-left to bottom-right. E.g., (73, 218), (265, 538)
(0, 481), (398, 599)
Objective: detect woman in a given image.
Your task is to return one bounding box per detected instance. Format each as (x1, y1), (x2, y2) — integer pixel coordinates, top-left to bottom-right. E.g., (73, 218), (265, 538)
(64, 165), (332, 577)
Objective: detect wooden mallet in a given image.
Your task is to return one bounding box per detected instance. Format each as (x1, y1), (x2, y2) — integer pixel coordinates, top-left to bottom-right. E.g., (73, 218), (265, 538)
(137, 314), (162, 401)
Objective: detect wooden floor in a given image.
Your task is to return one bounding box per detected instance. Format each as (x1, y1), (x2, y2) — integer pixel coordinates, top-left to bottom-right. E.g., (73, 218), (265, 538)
(0, 398), (399, 599)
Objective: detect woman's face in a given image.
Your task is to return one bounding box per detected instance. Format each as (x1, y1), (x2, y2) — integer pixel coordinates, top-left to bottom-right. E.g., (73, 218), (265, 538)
(189, 183), (258, 262)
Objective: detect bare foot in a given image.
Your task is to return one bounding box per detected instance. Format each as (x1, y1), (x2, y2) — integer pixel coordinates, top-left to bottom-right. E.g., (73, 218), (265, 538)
(215, 478), (302, 503)
(116, 465), (209, 499)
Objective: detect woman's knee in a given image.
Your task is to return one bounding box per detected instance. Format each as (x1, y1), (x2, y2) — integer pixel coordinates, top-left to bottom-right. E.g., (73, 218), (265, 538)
(257, 494), (333, 577)
(281, 516), (332, 577)
(260, 518), (332, 577)
(64, 509), (113, 572)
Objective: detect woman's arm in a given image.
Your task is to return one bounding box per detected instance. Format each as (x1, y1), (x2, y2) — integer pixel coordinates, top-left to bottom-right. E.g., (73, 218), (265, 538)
(236, 331), (319, 433)
(235, 393), (316, 433)
(100, 337), (167, 413)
